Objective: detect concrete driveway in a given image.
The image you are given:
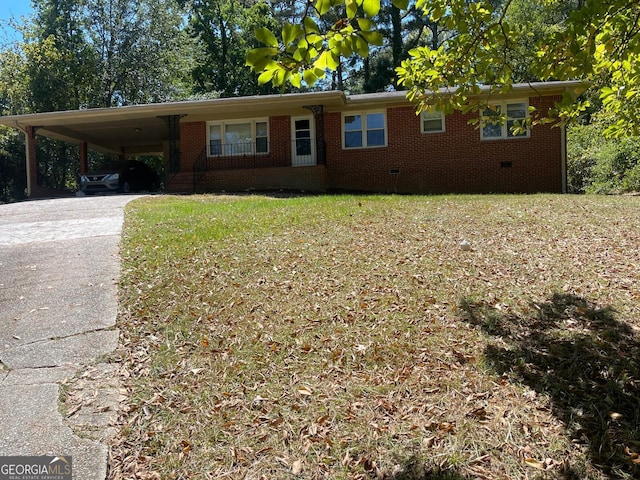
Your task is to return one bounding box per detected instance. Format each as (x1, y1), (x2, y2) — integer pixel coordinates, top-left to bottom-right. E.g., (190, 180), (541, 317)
(0, 195), (141, 479)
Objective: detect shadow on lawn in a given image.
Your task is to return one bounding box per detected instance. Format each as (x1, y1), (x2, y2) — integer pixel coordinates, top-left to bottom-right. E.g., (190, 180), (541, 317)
(458, 292), (640, 478)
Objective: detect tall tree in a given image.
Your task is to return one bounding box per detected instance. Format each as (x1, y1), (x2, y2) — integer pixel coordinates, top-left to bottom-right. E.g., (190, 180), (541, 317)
(0, 45), (31, 115)
(359, 1), (449, 92)
(2, 0), (96, 192)
(22, 0), (96, 111)
(188, 0), (281, 97)
(85, 0), (195, 106)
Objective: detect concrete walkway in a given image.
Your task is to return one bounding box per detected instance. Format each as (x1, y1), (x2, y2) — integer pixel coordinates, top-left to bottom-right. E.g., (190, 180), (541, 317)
(0, 195), (140, 479)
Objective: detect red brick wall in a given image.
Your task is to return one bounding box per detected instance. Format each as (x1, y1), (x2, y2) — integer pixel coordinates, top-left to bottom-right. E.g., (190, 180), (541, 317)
(201, 166), (327, 192)
(270, 116), (292, 164)
(325, 95), (564, 194)
(174, 95), (564, 194)
(180, 121), (206, 172)
(179, 116), (292, 172)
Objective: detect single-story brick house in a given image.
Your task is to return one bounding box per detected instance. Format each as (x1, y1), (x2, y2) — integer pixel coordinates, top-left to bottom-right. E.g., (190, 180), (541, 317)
(0, 81), (584, 197)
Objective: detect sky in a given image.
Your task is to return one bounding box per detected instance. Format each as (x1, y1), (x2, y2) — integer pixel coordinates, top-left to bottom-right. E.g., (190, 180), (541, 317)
(0, 1), (34, 44)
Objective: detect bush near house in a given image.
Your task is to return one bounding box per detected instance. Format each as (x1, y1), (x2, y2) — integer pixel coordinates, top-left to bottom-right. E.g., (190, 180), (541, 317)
(567, 123), (640, 194)
(0, 127), (27, 204)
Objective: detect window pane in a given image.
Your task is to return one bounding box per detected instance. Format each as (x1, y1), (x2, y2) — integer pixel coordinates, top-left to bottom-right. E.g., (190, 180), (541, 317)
(344, 114), (362, 131)
(209, 139), (222, 155)
(296, 138), (311, 155)
(225, 142), (250, 155)
(226, 123), (252, 155)
(256, 121), (268, 137)
(295, 119), (310, 131)
(507, 120), (527, 137)
(366, 113), (385, 129)
(482, 106), (502, 138)
(209, 125), (222, 155)
(367, 129), (385, 146)
(256, 121), (268, 153)
(345, 131), (363, 148)
(225, 123), (251, 144)
(423, 119), (443, 132)
(209, 124), (221, 140)
(296, 130), (311, 140)
(483, 123), (502, 138)
(422, 110), (443, 132)
(256, 137), (268, 153)
(483, 105), (501, 117)
(506, 102), (526, 119)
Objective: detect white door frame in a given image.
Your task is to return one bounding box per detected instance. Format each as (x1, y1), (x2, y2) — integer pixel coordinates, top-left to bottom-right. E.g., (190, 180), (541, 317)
(291, 115), (316, 166)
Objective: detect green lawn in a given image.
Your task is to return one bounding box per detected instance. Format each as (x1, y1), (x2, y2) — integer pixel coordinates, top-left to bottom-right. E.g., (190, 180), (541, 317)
(110, 194), (640, 480)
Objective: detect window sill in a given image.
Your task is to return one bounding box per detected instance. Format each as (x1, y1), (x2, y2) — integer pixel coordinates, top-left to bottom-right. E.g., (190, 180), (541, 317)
(342, 145), (388, 150)
(480, 135), (530, 141)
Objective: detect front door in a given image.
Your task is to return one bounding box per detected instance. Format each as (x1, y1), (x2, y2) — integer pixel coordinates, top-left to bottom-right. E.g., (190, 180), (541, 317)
(291, 116), (316, 166)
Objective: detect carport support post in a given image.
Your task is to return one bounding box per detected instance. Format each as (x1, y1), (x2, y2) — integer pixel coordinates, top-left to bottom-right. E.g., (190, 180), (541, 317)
(79, 141), (88, 176)
(159, 115), (183, 174)
(25, 126), (38, 197)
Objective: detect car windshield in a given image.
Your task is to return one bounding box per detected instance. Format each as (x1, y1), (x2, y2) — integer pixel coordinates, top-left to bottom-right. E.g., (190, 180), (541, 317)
(87, 162), (124, 172)
(89, 160), (153, 173)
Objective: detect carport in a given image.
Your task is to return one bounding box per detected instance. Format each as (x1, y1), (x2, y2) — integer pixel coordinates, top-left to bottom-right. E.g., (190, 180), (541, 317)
(0, 103), (186, 197)
(0, 91), (348, 197)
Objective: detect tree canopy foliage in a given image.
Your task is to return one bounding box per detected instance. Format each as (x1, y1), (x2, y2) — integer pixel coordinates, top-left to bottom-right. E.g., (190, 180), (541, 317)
(247, 0), (640, 137)
(186, 0), (283, 97)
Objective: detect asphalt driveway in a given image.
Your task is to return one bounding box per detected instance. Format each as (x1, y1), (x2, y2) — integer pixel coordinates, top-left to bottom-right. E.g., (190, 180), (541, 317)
(0, 195), (141, 480)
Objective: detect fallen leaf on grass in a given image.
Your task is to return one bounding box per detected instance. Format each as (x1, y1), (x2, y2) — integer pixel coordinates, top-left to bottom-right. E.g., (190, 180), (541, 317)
(467, 406), (490, 421)
(525, 457), (555, 470)
(422, 436), (436, 448)
(292, 459), (303, 474)
(298, 386), (312, 396)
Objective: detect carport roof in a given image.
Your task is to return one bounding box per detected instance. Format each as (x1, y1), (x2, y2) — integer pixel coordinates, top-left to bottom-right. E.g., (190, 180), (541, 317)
(0, 90), (347, 155)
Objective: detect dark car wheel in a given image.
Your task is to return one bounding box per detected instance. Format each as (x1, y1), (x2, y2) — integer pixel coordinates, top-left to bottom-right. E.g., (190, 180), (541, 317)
(121, 181), (131, 193)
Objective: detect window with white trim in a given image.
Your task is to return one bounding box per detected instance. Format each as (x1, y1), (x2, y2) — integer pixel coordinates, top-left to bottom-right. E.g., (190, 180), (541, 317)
(343, 111), (387, 148)
(481, 101), (529, 140)
(421, 110), (445, 133)
(207, 119), (269, 156)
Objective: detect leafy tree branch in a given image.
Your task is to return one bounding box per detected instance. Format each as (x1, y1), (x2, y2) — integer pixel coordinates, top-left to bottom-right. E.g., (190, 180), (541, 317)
(247, 0), (640, 136)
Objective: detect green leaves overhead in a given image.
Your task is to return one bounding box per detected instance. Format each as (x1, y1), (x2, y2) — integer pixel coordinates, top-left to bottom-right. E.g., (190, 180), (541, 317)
(362, 0), (381, 17)
(392, 0), (410, 9)
(314, 0), (333, 16)
(248, 0), (640, 137)
(255, 27), (279, 48)
(246, 0), (386, 88)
